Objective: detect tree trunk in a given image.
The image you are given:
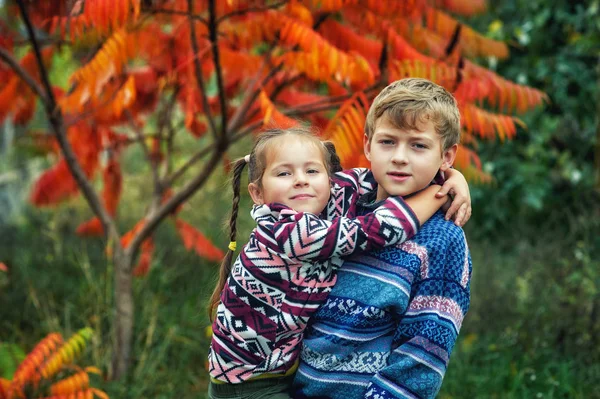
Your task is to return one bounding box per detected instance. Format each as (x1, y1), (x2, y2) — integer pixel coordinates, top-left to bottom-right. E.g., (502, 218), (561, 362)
(595, 58), (600, 192)
(111, 247), (134, 380)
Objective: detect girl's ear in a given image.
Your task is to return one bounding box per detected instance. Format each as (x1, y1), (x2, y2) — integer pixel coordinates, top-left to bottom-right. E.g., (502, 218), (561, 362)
(248, 183), (264, 205)
(440, 144), (458, 172)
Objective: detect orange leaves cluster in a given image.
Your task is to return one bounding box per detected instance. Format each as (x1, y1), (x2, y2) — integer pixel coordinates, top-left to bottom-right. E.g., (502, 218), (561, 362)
(60, 29), (136, 114)
(8, 333), (62, 399)
(276, 14), (374, 87)
(259, 91), (298, 129)
(49, 0), (141, 39)
(424, 6), (508, 59)
(0, 49), (53, 125)
(323, 93), (370, 168)
(2, 329), (107, 399)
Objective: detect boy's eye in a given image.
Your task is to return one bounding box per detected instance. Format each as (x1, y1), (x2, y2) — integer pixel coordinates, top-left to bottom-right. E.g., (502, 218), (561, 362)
(379, 139), (394, 145)
(413, 143), (428, 149)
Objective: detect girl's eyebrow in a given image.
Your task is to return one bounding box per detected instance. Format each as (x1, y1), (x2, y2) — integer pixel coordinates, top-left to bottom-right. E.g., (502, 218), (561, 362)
(270, 161), (324, 170)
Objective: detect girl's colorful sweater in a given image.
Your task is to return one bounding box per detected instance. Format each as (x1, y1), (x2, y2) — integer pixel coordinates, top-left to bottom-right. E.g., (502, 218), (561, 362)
(208, 169), (420, 383)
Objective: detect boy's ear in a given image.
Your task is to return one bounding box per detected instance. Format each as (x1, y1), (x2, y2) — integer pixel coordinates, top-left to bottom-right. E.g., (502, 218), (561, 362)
(363, 134), (372, 161)
(248, 183), (264, 205)
(440, 144), (458, 172)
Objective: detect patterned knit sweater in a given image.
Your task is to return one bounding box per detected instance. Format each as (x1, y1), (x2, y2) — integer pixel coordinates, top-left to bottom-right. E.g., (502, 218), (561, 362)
(293, 208), (472, 399)
(208, 169), (420, 383)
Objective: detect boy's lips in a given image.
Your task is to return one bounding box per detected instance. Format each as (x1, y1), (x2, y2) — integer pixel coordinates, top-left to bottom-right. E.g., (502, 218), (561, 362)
(387, 171), (411, 181)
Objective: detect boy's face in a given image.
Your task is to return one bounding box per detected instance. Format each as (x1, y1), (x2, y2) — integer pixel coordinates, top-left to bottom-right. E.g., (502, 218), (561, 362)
(364, 114), (457, 201)
(248, 137), (331, 214)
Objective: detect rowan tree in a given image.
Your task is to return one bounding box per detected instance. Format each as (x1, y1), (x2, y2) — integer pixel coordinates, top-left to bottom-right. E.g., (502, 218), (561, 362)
(0, 0), (546, 379)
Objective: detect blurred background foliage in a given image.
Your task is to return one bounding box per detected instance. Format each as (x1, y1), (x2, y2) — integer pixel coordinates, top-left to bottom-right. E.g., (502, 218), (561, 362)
(1, 0), (599, 398)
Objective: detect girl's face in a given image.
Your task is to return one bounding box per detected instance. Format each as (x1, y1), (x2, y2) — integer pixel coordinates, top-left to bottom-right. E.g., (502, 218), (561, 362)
(248, 137), (331, 215)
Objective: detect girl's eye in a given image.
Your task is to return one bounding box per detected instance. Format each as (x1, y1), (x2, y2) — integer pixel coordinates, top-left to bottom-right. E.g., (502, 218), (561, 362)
(277, 171), (291, 177)
(307, 169), (320, 174)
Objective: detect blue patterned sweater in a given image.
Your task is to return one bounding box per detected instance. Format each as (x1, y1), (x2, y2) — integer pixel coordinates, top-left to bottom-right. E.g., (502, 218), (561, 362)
(293, 207), (472, 399)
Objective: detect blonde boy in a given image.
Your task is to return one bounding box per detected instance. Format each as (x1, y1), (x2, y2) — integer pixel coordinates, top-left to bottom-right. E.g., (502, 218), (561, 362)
(293, 78), (472, 399)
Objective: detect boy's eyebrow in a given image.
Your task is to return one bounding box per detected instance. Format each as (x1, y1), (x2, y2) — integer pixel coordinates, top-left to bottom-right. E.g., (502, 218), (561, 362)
(374, 130), (436, 143)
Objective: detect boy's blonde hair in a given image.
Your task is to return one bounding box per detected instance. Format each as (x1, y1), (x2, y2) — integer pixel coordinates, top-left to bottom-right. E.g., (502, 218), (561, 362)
(364, 78), (461, 151)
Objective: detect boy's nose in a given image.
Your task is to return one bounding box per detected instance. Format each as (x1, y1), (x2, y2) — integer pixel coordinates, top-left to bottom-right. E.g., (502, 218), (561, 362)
(391, 147), (408, 164)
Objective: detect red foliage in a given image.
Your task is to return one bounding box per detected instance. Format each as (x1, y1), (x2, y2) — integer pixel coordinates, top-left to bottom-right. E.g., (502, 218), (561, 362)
(175, 219), (224, 262)
(30, 124), (100, 206)
(133, 238), (154, 276)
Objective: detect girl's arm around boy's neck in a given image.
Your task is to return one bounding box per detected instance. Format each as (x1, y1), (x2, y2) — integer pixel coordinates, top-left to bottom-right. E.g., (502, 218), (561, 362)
(403, 185), (447, 226)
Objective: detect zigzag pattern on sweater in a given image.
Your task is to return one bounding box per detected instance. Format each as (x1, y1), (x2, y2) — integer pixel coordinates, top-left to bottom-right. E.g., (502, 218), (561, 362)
(209, 168), (420, 383)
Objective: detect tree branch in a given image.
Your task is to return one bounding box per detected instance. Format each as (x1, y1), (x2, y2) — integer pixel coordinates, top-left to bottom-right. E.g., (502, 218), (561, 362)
(188, 0), (219, 141)
(208, 0), (228, 142)
(215, 0), (289, 24)
(143, 6), (208, 25)
(125, 111), (162, 195)
(15, 0), (120, 241)
(0, 47), (48, 103)
(126, 147), (225, 257)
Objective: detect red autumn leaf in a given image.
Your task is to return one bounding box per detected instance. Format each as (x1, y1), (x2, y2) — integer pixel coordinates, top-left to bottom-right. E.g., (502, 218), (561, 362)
(76, 217), (104, 237)
(121, 220), (146, 249)
(175, 219), (224, 262)
(133, 238), (154, 277)
(30, 159), (80, 206)
(103, 158), (123, 215)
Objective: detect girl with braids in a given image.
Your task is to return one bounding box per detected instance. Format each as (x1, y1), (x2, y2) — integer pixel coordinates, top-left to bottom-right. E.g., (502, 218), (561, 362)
(207, 126), (470, 398)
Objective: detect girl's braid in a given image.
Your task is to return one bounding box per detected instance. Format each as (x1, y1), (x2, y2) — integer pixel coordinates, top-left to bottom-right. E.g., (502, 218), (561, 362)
(207, 157), (247, 321)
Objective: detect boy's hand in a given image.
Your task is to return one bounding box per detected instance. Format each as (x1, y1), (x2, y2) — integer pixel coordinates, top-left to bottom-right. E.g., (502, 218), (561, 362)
(435, 169), (471, 227)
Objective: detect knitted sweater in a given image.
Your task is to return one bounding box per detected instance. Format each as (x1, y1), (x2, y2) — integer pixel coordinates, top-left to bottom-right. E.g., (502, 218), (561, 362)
(208, 169), (420, 383)
(293, 209), (472, 399)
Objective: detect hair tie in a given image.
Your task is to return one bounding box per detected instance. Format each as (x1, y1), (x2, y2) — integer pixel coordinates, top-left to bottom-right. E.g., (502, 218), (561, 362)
(228, 241), (237, 251)
(244, 154), (250, 163)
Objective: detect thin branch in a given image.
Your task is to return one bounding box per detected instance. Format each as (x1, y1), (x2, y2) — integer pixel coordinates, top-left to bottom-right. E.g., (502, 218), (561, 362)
(164, 143), (214, 187)
(188, 0), (218, 141)
(208, 0), (228, 142)
(15, 0), (120, 241)
(228, 57), (284, 134)
(0, 47), (48, 103)
(125, 111), (162, 194)
(126, 147), (225, 257)
(159, 86), (180, 180)
(144, 7), (209, 25)
(215, 0), (289, 24)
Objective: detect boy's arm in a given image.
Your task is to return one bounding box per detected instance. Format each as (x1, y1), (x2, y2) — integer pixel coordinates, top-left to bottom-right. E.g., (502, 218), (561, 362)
(435, 168), (472, 227)
(364, 232), (472, 399)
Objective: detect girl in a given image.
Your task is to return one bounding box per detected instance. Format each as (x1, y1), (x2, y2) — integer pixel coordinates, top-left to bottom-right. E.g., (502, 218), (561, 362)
(207, 127), (469, 398)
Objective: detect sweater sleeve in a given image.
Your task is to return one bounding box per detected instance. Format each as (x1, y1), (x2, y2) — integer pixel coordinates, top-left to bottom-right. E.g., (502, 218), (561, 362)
(331, 168), (377, 196)
(255, 197), (419, 261)
(364, 231), (472, 399)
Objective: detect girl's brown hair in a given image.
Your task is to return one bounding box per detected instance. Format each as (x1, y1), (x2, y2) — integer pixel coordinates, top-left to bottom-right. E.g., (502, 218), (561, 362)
(207, 126), (341, 320)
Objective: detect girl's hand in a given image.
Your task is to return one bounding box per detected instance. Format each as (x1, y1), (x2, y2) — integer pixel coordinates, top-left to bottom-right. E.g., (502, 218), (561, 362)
(435, 169), (472, 227)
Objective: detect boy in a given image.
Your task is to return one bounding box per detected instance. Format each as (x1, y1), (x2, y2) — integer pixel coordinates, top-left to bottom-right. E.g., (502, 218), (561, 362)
(292, 78), (472, 399)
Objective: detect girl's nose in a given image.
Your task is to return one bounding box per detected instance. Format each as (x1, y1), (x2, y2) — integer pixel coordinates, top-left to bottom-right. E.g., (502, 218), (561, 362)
(294, 173), (308, 186)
